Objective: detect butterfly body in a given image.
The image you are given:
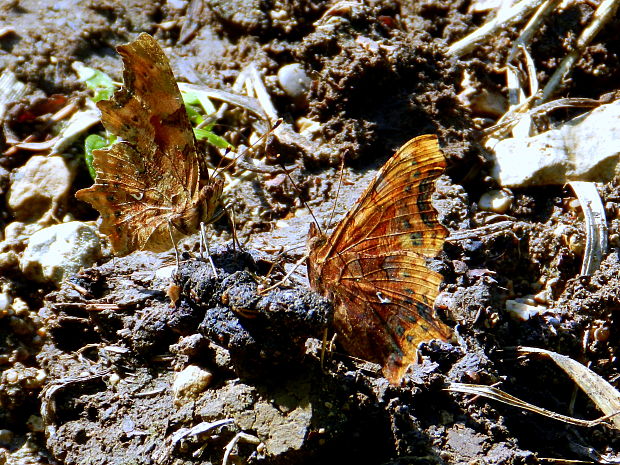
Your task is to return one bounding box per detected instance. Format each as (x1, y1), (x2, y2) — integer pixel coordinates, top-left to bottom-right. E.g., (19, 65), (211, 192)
(307, 134), (451, 384)
(76, 33), (223, 256)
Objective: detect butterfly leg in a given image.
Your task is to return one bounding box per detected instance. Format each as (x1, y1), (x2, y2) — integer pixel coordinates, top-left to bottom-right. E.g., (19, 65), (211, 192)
(226, 204), (243, 251)
(258, 253), (308, 294)
(167, 220), (181, 272)
(200, 222), (219, 279)
(320, 329), (337, 373)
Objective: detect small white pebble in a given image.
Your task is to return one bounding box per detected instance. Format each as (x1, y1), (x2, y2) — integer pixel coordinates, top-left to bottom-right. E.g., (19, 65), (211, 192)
(4, 369), (18, 384)
(0, 292), (12, 313)
(172, 365), (213, 406)
(277, 63), (312, 101)
(23, 369), (46, 389)
(553, 224), (571, 238)
(533, 289), (550, 305)
(11, 297), (28, 316)
(567, 198), (581, 211)
(478, 189), (513, 214)
(506, 300), (546, 321)
(108, 373), (121, 387)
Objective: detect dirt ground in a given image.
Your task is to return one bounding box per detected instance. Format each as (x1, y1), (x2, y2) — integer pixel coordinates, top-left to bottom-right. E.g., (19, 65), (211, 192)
(1, 0), (619, 464)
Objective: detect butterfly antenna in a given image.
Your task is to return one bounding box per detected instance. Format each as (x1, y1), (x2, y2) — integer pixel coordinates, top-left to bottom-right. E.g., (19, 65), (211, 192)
(326, 151), (346, 231)
(225, 202), (243, 251)
(212, 119), (283, 176)
(280, 167), (323, 236)
(320, 330), (336, 373)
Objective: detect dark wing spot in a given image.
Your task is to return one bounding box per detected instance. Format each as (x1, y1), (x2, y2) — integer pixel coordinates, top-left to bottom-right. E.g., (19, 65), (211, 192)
(416, 301), (432, 320)
(409, 231), (423, 246)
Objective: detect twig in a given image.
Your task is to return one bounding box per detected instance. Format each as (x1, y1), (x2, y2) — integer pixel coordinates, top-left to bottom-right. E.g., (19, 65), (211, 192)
(507, 0), (561, 62)
(448, 0), (548, 57)
(539, 0), (620, 102)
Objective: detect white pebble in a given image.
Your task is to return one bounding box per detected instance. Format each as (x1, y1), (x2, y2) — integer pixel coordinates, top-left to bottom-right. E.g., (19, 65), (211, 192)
(478, 189), (513, 213)
(277, 63), (312, 101)
(172, 365), (213, 406)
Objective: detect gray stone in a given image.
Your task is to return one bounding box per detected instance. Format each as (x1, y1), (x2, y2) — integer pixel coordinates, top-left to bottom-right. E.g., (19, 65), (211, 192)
(20, 221), (101, 285)
(7, 155), (74, 223)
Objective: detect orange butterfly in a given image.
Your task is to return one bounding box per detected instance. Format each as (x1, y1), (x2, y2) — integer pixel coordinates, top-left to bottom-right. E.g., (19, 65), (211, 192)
(307, 134), (451, 384)
(76, 34), (223, 256)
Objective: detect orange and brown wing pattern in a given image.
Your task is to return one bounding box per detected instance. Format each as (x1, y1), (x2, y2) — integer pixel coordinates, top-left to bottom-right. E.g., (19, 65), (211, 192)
(76, 33), (223, 256)
(307, 134), (450, 384)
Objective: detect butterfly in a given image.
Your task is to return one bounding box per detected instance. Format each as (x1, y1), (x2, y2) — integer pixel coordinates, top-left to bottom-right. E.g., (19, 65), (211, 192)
(76, 33), (224, 256)
(307, 134), (451, 384)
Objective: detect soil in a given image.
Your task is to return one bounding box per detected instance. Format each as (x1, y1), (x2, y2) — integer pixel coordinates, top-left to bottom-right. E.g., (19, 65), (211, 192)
(1, 1), (619, 464)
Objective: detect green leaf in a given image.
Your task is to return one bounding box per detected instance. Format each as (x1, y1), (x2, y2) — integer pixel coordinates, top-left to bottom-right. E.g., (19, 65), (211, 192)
(194, 128), (234, 149)
(75, 64), (116, 102)
(180, 88), (217, 115)
(184, 102), (204, 125)
(84, 134), (109, 179)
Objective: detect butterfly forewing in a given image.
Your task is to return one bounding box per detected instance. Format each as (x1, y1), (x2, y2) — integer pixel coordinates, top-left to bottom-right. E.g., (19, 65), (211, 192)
(307, 134), (450, 385)
(331, 134), (446, 257)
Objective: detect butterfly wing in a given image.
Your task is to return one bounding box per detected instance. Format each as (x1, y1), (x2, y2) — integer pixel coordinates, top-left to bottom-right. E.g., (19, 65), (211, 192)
(321, 250), (449, 384)
(327, 134), (446, 259)
(308, 134), (450, 384)
(76, 34), (210, 255)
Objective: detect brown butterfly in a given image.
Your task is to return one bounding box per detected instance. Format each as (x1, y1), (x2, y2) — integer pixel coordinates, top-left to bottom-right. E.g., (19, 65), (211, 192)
(76, 33), (224, 256)
(307, 134), (451, 384)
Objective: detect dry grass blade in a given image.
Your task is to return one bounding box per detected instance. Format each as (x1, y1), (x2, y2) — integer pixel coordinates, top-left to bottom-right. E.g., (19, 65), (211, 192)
(567, 181), (608, 276)
(506, 0), (561, 62)
(447, 382), (617, 428)
(539, 0), (620, 102)
(177, 82), (266, 119)
(447, 0), (548, 57)
(518, 346), (620, 430)
(482, 97), (601, 139)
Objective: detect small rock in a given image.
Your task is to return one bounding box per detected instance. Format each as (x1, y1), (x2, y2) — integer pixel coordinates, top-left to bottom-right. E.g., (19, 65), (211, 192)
(0, 289), (12, 313)
(20, 221), (101, 285)
(0, 251), (18, 271)
(3, 221), (43, 244)
(167, 0), (187, 11)
(490, 100), (620, 187)
(0, 430), (13, 447)
(505, 300), (547, 321)
(172, 365), (213, 406)
(277, 63), (312, 102)
(478, 189), (513, 213)
(7, 155), (74, 222)
(26, 415), (43, 433)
